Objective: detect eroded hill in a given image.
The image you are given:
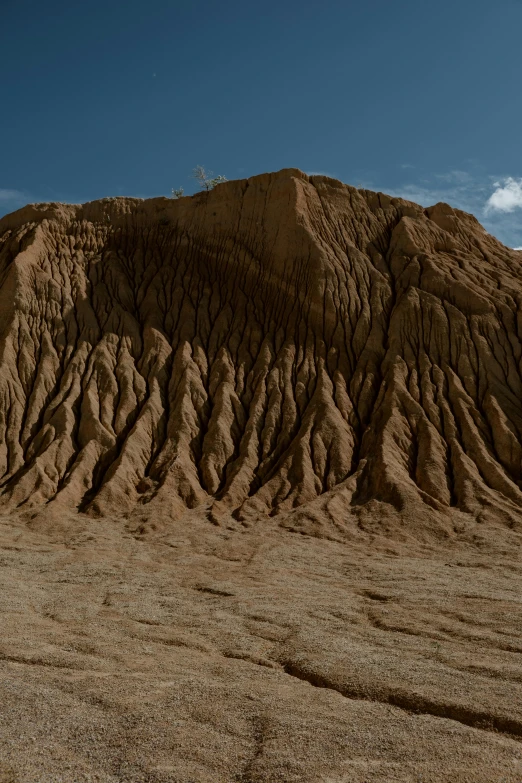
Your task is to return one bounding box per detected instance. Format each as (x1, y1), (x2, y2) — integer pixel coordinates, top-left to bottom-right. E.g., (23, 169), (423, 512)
(1, 168), (522, 534)
(2, 170), (522, 783)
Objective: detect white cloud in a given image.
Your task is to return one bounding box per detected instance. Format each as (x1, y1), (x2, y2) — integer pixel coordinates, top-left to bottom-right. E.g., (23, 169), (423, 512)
(513, 247), (522, 251)
(485, 177), (522, 214)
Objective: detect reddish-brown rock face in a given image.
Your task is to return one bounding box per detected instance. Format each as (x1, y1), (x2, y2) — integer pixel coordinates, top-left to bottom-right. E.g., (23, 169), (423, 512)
(1, 168), (521, 531)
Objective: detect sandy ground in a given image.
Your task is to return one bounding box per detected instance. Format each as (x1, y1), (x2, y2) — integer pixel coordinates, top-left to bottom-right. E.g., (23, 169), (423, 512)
(0, 508), (521, 783)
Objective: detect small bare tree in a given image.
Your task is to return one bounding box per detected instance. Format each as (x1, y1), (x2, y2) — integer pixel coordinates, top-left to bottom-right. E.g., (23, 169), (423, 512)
(192, 165), (227, 191)
(171, 187), (184, 199)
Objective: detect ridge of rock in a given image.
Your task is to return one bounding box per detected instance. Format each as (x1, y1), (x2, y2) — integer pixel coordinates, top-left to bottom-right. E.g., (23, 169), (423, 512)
(1, 168), (522, 536)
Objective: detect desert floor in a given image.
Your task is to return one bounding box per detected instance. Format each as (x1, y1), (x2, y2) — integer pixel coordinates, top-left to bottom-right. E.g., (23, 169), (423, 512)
(0, 508), (521, 783)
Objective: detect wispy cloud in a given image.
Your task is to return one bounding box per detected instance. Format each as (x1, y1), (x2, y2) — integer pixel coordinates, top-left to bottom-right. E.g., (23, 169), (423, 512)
(0, 188), (30, 219)
(434, 170), (471, 184)
(377, 170), (489, 214)
(306, 170), (337, 178)
(361, 169), (522, 250)
(0, 188), (25, 203)
(485, 177), (522, 214)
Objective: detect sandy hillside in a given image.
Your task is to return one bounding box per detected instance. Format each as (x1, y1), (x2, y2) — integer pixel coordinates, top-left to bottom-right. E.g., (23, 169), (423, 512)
(0, 169), (521, 782)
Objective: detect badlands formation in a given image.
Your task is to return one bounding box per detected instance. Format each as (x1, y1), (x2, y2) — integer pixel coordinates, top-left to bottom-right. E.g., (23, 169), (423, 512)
(0, 169), (521, 782)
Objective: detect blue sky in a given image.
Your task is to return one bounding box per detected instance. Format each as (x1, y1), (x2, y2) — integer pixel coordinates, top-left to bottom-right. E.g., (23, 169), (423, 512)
(2, 0), (521, 247)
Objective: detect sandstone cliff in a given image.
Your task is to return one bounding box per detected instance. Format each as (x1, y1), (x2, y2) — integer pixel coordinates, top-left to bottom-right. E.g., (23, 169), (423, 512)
(1, 168), (521, 534)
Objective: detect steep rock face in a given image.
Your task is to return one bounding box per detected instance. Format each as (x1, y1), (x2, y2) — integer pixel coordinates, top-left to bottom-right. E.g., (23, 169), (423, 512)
(1, 168), (522, 529)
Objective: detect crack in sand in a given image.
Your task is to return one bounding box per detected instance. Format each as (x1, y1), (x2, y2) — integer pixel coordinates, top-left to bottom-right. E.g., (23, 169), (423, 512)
(282, 661), (522, 740)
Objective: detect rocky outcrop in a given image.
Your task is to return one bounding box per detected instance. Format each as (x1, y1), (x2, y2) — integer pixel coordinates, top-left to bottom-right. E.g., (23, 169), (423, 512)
(1, 168), (522, 530)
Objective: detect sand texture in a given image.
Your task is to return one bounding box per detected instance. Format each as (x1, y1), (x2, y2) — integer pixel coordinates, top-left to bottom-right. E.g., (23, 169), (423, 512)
(0, 169), (521, 781)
